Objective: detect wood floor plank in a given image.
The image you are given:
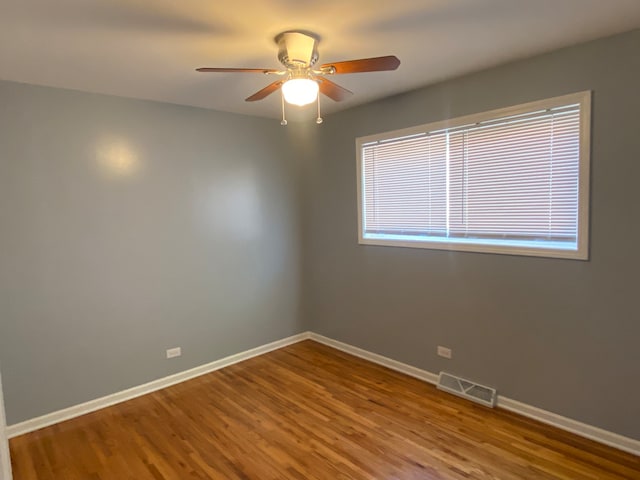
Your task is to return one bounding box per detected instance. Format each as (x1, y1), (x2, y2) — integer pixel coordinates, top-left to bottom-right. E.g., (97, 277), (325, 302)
(9, 340), (640, 479)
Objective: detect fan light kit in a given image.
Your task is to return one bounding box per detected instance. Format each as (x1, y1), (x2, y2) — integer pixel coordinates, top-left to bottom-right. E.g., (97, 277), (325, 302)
(197, 30), (400, 125)
(281, 77), (319, 106)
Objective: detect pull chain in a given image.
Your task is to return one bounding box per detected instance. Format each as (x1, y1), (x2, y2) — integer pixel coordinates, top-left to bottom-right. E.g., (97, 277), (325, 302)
(316, 94), (323, 124)
(280, 90), (287, 126)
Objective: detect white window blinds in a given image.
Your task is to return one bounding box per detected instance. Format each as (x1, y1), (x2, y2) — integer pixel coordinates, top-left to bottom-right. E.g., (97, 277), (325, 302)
(363, 133), (447, 237)
(358, 92), (590, 259)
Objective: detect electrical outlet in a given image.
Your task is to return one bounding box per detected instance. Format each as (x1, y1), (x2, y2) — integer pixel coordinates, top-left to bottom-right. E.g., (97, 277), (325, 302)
(166, 347), (181, 359)
(437, 346), (452, 359)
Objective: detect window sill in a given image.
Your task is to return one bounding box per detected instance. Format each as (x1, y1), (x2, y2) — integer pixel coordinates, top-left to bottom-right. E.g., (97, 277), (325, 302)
(359, 234), (588, 260)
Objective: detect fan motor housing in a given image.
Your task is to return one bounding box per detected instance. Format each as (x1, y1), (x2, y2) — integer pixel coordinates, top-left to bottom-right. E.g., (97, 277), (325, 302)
(275, 30), (320, 68)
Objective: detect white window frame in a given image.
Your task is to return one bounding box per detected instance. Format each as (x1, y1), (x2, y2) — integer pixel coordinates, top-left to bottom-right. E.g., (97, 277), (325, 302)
(356, 91), (591, 260)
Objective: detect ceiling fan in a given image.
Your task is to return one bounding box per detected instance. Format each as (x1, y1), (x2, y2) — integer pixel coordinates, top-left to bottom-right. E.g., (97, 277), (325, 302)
(196, 30), (400, 124)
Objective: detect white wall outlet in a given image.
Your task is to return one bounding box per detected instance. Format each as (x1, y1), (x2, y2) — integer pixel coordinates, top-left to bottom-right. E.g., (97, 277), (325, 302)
(166, 347), (181, 359)
(437, 346), (452, 359)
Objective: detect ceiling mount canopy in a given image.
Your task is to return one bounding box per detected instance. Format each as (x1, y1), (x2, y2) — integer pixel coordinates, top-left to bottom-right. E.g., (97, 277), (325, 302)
(196, 30), (400, 124)
(275, 30), (320, 69)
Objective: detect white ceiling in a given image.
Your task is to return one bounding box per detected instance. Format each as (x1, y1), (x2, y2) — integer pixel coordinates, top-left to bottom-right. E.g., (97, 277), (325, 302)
(1, 0), (639, 120)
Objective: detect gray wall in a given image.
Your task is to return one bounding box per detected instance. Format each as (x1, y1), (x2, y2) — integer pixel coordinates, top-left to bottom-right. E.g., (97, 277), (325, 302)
(302, 29), (640, 439)
(0, 82), (303, 424)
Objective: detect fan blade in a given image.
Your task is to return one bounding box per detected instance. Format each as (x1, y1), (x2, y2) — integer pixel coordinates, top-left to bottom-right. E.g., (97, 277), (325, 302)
(196, 67), (280, 73)
(320, 55), (400, 74)
(318, 78), (353, 102)
(245, 81), (284, 102)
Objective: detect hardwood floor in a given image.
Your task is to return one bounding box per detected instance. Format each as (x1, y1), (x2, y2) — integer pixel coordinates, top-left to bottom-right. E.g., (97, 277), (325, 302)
(9, 340), (640, 479)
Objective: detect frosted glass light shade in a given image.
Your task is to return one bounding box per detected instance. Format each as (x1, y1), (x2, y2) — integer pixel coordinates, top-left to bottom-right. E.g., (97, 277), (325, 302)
(282, 78), (319, 106)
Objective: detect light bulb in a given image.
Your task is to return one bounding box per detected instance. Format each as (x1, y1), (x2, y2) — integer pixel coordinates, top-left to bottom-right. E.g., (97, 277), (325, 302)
(282, 78), (319, 106)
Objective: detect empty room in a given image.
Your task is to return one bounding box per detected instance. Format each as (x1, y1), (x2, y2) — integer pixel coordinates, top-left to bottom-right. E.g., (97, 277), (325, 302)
(1, 1), (639, 479)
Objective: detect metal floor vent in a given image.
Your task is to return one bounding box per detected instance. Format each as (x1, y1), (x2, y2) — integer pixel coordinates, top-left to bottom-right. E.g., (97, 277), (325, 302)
(437, 372), (497, 407)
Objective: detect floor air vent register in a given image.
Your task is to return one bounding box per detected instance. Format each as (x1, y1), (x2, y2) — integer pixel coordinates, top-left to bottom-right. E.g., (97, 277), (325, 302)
(437, 372), (497, 407)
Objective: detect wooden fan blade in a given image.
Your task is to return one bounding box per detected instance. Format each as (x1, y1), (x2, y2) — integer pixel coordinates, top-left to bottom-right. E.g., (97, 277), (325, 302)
(320, 55), (400, 74)
(196, 67), (280, 73)
(318, 78), (353, 102)
(245, 81), (284, 102)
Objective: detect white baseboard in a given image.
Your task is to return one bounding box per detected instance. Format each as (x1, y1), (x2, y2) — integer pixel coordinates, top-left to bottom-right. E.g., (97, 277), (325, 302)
(497, 397), (640, 457)
(7, 332), (312, 438)
(309, 333), (640, 457)
(7, 331), (639, 457)
(309, 333), (439, 385)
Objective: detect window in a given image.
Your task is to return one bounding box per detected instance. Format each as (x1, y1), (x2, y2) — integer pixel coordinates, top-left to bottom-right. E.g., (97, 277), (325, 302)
(356, 91), (590, 259)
